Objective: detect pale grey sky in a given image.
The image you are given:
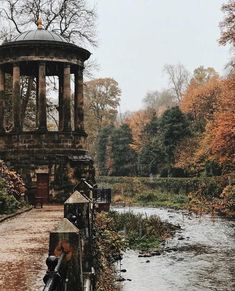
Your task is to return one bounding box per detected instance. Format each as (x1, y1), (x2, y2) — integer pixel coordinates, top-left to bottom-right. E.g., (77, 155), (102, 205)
(90, 0), (229, 113)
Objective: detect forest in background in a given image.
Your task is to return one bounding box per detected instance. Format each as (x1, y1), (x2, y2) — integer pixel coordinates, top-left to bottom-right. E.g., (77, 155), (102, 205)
(85, 1), (235, 178)
(89, 66), (234, 178)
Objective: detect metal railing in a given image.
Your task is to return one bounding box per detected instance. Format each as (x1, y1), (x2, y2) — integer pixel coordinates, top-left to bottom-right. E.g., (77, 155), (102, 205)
(43, 253), (66, 291)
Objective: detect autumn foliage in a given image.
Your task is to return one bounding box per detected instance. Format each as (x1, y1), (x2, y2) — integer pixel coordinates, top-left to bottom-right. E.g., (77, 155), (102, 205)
(179, 76), (235, 172)
(181, 77), (222, 124)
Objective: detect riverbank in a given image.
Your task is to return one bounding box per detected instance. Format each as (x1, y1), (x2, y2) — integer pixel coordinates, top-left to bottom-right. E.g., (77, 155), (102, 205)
(94, 208), (180, 290)
(96, 176), (235, 217)
(117, 206), (235, 291)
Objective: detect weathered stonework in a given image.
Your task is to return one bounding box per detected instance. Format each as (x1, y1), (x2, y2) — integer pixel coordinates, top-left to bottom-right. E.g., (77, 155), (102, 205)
(0, 25), (93, 202)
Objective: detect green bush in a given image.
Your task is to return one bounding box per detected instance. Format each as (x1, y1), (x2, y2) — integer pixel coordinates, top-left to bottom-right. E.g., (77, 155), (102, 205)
(0, 178), (21, 214)
(97, 176), (230, 198)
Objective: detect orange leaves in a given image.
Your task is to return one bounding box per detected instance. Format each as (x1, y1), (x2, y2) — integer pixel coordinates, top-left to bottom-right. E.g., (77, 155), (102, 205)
(207, 79), (235, 163)
(180, 75), (234, 171)
(181, 77), (223, 122)
(209, 110), (235, 163)
(124, 110), (150, 152)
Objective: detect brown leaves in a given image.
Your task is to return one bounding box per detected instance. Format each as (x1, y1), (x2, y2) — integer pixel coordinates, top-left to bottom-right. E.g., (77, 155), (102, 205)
(0, 160), (26, 198)
(219, 0), (235, 46)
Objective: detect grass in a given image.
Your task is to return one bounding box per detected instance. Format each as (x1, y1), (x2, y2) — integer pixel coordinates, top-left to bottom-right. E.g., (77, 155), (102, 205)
(109, 211), (179, 251)
(135, 190), (189, 209)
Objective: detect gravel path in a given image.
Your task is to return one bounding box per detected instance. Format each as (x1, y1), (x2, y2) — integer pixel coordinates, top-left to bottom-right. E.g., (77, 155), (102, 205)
(0, 205), (63, 291)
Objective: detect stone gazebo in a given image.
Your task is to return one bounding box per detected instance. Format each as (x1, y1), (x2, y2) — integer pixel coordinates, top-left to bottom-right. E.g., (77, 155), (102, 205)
(0, 20), (94, 202)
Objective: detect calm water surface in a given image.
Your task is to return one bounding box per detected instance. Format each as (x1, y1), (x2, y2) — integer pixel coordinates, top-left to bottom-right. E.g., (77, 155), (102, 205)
(114, 207), (235, 291)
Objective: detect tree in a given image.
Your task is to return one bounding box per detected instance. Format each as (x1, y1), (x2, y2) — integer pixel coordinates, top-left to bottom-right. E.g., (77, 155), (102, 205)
(164, 64), (190, 102)
(190, 66), (219, 85)
(181, 77), (223, 131)
(124, 110), (150, 152)
(137, 116), (165, 176)
(84, 78), (121, 153)
(138, 140), (164, 176)
(194, 79), (235, 172)
(0, 0), (96, 45)
(110, 124), (137, 176)
(85, 78), (121, 129)
(160, 106), (190, 165)
(219, 0), (235, 47)
(143, 89), (176, 116)
(96, 125), (114, 176)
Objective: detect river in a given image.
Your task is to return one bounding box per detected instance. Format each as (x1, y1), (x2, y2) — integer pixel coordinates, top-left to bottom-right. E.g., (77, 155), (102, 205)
(114, 207), (235, 291)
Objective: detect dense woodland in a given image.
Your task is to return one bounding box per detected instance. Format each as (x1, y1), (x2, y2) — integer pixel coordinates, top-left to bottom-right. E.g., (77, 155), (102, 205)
(90, 66), (234, 177)
(84, 2), (235, 178)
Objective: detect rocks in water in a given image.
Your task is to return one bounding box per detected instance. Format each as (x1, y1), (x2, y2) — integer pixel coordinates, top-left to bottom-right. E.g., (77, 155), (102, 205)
(116, 276), (125, 282)
(151, 250), (161, 256)
(138, 250), (162, 258)
(165, 247), (178, 253)
(146, 260), (150, 263)
(116, 276), (132, 282)
(120, 269), (127, 273)
(138, 253), (152, 258)
(178, 236), (185, 240)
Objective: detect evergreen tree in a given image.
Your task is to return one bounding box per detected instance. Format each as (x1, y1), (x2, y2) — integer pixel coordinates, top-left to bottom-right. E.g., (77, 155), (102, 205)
(138, 116), (164, 176)
(160, 106), (190, 165)
(96, 125), (114, 175)
(110, 124), (137, 176)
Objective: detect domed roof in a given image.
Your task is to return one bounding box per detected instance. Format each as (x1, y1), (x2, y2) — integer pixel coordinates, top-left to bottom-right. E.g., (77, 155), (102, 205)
(11, 29), (68, 43)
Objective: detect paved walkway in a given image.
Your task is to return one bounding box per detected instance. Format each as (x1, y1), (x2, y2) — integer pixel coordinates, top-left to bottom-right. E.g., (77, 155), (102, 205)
(0, 205), (64, 291)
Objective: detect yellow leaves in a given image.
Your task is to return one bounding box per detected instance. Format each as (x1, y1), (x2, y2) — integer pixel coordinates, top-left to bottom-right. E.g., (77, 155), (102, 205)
(124, 110), (150, 152)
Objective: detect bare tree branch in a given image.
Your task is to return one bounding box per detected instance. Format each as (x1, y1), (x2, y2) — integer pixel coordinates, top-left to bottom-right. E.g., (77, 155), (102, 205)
(164, 64), (190, 103)
(0, 0), (97, 46)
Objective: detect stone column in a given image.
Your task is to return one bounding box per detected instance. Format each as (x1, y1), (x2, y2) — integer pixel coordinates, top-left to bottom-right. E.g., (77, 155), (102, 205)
(58, 74), (64, 131)
(0, 67), (5, 133)
(63, 64), (71, 131)
(12, 63), (21, 132)
(38, 62), (47, 132)
(35, 76), (39, 128)
(74, 67), (84, 132)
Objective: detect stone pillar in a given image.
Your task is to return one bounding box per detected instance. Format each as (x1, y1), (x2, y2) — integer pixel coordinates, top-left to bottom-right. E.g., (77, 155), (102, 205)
(58, 74), (64, 131)
(74, 67), (84, 132)
(35, 76), (39, 128)
(38, 62), (47, 132)
(48, 218), (83, 290)
(12, 63), (21, 132)
(0, 67), (5, 133)
(63, 64), (71, 131)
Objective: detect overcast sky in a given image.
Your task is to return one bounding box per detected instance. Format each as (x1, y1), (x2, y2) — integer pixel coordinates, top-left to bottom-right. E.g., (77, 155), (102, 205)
(89, 0), (229, 113)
